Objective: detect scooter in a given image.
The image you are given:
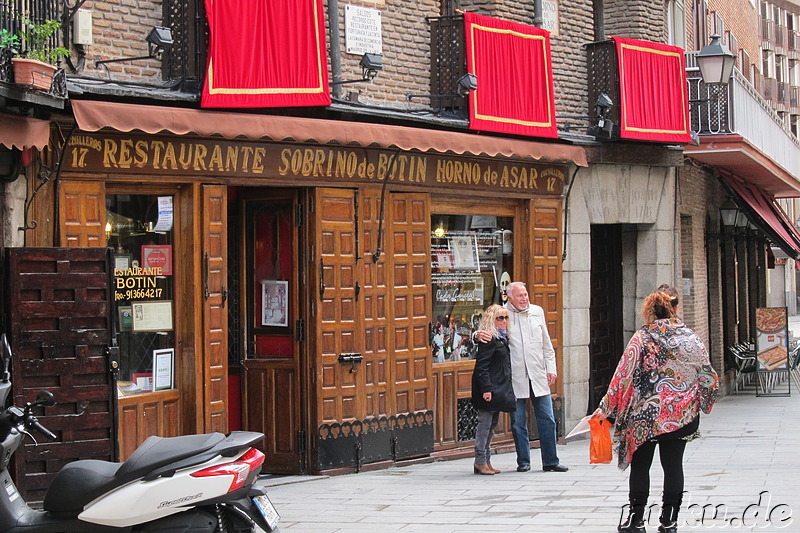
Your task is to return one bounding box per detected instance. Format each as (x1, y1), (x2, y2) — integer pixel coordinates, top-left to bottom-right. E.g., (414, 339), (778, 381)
(0, 334), (280, 532)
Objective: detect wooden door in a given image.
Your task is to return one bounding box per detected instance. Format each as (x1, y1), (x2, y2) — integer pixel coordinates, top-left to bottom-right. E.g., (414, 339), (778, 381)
(202, 184), (229, 432)
(241, 193), (303, 474)
(589, 224), (623, 413)
(6, 247), (115, 504)
(312, 188), (434, 470)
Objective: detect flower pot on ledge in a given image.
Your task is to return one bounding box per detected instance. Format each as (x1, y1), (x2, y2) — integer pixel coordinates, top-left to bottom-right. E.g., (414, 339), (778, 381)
(11, 57), (56, 91)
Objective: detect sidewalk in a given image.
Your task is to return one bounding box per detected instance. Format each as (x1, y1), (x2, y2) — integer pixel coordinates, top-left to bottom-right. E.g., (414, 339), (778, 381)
(262, 389), (800, 532)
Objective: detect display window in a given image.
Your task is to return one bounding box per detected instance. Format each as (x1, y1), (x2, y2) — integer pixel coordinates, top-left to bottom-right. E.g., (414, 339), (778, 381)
(106, 193), (176, 395)
(430, 214), (514, 363)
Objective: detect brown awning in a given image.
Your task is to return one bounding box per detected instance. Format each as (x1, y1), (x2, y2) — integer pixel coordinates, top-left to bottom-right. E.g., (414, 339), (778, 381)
(71, 100), (587, 167)
(0, 113), (50, 150)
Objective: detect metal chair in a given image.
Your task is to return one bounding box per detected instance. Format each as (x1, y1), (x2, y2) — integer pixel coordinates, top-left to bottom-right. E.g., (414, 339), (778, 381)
(729, 343), (757, 394)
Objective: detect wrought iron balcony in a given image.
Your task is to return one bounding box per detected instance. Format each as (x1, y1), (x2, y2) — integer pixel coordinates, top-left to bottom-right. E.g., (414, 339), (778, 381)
(686, 54), (800, 196)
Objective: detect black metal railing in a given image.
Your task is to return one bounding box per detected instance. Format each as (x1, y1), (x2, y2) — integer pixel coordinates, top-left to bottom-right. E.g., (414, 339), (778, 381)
(1, 0), (63, 84)
(427, 14), (467, 112)
(686, 69), (733, 135)
(163, 0), (206, 86)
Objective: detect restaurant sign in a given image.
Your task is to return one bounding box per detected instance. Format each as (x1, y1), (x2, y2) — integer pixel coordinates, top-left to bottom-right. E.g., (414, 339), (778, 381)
(65, 133), (566, 195)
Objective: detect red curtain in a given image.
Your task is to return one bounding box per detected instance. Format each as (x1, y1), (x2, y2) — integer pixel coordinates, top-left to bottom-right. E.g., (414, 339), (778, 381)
(464, 13), (557, 138)
(612, 37), (691, 143)
(201, 0), (331, 108)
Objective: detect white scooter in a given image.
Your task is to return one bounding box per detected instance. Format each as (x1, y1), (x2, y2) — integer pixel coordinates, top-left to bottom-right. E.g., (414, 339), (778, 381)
(0, 334), (280, 532)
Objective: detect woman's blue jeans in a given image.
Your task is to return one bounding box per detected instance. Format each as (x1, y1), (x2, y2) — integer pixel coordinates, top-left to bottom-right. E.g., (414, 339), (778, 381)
(474, 409), (500, 465)
(511, 394), (559, 467)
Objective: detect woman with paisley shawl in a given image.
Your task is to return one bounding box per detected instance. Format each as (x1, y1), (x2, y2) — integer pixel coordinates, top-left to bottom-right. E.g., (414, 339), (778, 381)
(593, 284), (719, 533)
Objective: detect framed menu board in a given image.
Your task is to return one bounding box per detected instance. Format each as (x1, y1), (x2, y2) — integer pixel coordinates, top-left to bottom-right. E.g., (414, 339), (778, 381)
(755, 307), (791, 397)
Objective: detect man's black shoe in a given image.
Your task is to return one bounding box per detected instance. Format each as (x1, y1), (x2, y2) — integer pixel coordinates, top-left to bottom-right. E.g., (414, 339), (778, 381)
(542, 464), (569, 472)
(516, 464), (531, 472)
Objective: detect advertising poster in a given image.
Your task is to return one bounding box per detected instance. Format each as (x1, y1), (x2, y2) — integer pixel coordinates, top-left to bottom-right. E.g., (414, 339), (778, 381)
(755, 307), (791, 396)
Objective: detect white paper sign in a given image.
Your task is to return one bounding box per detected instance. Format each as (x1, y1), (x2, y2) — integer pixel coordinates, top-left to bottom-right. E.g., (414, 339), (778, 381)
(153, 196), (174, 232)
(153, 348), (174, 390)
(345, 5), (382, 55)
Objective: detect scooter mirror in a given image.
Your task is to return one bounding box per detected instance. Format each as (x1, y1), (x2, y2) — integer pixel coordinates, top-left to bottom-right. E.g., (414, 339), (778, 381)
(35, 390), (56, 407)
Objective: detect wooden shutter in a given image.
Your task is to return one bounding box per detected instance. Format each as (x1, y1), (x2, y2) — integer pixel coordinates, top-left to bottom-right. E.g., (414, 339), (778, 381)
(59, 180), (106, 247)
(202, 184), (228, 432)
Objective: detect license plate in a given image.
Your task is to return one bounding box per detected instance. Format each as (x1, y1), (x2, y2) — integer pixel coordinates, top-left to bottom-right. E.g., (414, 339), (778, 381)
(253, 493), (280, 530)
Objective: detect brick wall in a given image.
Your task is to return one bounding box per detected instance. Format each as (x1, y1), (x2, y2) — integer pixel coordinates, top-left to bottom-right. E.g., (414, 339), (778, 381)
(703, 0), (761, 76)
(679, 161), (727, 376)
(604, 0), (665, 42)
(80, 0), (164, 81)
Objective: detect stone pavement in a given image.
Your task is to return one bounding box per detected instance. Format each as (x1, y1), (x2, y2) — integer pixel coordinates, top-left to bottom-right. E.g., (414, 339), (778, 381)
(261, 387), (800, 532)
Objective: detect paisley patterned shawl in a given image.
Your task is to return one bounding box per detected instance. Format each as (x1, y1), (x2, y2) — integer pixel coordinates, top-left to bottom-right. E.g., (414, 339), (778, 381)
(599, 318), (719, 470)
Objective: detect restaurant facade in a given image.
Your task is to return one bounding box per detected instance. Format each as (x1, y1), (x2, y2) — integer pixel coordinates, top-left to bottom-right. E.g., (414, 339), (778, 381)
(24, 99), (586, 473)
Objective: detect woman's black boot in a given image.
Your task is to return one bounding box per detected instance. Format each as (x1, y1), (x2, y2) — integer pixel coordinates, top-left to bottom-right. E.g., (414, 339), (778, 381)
(657, 504), (679, 533)
(618, 504), (646, 533)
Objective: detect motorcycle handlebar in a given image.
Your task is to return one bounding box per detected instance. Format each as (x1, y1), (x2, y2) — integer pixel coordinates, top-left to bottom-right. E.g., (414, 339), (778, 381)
(28, 417), (58, 441)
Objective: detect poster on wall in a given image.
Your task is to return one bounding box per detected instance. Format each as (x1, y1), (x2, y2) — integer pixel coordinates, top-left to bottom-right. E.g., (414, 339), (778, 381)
(261, 280), (289, 327)
(132, 301), (174, 332)
(755, 307), (791, 396)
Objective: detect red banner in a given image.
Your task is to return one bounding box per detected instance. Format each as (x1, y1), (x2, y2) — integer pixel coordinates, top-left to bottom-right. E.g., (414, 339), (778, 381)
(201, 0), (330, 108)
(464, 13), (557, 138)
(612, 37), (691, 143)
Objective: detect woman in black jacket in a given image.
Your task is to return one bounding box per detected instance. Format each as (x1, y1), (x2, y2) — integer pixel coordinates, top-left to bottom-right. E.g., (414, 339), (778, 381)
(471, 304), (516, 475)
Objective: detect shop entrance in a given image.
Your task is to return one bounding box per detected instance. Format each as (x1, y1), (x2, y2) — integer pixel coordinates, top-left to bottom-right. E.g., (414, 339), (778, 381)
(588, 224), (624, 413)
(235, 189), (304, 474)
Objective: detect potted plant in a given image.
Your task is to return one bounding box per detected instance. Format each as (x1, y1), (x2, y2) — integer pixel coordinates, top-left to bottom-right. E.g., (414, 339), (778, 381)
(5, 17), (69, 90)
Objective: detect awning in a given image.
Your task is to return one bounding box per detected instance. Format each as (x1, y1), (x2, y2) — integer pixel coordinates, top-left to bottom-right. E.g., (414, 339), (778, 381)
(70, 100), (587, 167)
(721, 170), (800, 259)
(0, 113), (50, 150)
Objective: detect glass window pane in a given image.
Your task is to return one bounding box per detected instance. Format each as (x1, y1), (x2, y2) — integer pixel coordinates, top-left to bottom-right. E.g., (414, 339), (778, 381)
(430, 214), (514, 363)
(107, 194), (176, 394)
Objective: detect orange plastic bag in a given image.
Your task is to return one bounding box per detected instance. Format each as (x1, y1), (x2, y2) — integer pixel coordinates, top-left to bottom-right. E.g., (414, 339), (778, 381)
(589, 417), (613, 464)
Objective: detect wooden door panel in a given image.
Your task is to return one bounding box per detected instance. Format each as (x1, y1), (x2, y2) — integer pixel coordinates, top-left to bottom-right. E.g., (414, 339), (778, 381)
(315, 188), (363, 425)
(58, 181), (106, 247)
(244, 361), (298, 473)
(387, 195), (431, 415)
(117, 390), (182, 459)
(360, 189), (390, 420)
(202, 185), (228, 433)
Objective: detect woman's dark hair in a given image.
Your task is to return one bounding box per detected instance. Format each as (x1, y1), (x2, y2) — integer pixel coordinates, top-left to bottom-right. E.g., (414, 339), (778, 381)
(642, 284), (679, 323)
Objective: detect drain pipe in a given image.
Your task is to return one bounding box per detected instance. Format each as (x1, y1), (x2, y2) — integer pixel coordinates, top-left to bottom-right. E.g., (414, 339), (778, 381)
(533, 0), (543, 27)
(562, 166), (581, 262)
(328, 0), (343, 99)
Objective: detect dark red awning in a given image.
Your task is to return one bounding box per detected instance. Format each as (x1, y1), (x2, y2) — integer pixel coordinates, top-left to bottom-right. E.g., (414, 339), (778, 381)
(721, 171), (800, 258)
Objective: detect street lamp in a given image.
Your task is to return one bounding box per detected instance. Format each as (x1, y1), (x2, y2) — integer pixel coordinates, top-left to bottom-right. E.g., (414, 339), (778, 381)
(719, 198), (740, 228)
(697, 34), (736, 86)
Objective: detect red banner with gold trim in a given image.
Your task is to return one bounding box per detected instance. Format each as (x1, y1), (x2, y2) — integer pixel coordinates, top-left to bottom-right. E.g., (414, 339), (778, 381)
(201, 0), (331, 108)
(612, 37), (691, 143)
(464, 13), (557, 138)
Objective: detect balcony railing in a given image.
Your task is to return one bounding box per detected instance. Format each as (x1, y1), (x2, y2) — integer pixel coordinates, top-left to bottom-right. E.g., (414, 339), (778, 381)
(427, 14), (468, 112)
(763, 18), (775, 45)
(0, 1), (63, 86)
(688, 66), (800, 179)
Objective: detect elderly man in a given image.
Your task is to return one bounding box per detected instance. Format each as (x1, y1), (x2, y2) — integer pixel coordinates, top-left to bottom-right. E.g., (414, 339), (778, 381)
(477, 281), (567, 472)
